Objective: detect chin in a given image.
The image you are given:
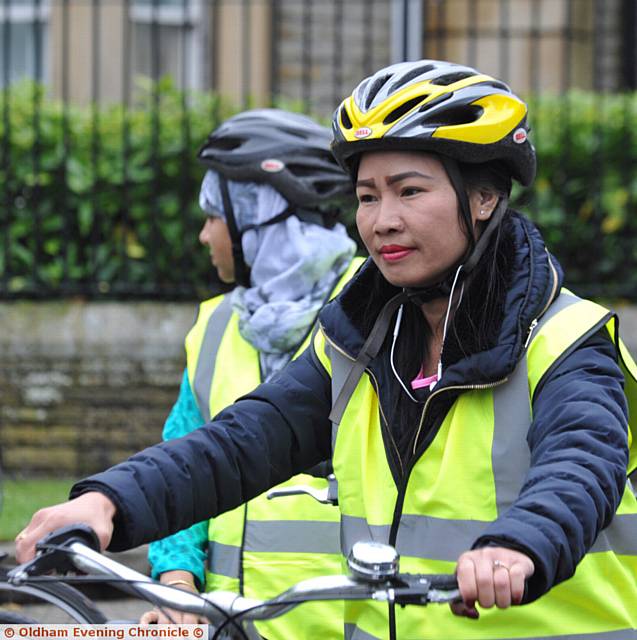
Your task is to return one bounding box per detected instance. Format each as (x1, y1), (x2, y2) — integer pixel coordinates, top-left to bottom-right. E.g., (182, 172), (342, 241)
(219, 273), (236, 284)
(377, 266), (434, 290)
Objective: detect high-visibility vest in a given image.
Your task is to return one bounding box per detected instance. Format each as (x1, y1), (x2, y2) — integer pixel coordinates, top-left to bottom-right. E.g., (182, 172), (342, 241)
(314, 290), (637, 640)
(186, 257), (363, 640)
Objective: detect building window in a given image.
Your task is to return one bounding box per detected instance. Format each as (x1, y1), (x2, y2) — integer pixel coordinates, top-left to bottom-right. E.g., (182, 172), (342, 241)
(0, 1), (50, 87)
(130, 0), (204, 91)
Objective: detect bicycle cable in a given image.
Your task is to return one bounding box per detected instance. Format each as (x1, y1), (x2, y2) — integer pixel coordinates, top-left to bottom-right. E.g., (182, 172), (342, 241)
(18, 542), (243, 634)
(37, 542), (215, 624)
(18, 571), (178, 625)
(210, 596), (325, 640)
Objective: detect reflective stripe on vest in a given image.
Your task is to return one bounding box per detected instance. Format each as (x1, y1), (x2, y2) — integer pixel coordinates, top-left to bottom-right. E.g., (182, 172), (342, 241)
(344, 626), (636, 640)
(191, 297), (233, 423)
(208, 540), (241, 579)
(314, 290), (637, 639)
(185, 257), (363, 640)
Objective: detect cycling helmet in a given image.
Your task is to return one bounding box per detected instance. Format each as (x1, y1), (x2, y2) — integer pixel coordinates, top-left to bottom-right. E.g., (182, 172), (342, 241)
(198, 109), (354, 288)
(332, 59), (535, 186)
(198, 108), (353, 207)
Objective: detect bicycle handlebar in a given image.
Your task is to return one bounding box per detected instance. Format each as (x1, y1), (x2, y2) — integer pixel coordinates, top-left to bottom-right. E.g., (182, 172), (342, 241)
(8, 525), (461, 628)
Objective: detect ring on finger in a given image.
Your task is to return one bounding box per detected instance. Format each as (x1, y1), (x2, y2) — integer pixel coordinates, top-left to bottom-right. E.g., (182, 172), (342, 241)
(493, 560), (510, 571)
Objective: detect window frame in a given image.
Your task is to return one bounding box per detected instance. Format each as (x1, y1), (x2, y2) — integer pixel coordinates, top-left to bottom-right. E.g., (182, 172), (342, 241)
(129, 0), (205, 90)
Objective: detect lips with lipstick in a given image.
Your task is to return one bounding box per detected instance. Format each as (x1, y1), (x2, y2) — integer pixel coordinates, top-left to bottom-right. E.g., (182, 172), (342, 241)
(378, 244), (414, 262)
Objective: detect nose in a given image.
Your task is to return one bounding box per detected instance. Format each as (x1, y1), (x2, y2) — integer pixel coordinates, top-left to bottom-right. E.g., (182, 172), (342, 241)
(373, 195), (403, 235)
(199, 219), (210, 245)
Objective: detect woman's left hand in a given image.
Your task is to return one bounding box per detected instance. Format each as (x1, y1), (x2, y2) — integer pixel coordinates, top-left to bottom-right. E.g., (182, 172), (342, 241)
(451, 547), (534, 618)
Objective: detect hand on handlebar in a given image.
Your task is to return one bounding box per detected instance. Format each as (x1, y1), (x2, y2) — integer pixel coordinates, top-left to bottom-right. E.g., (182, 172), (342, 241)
(15, 492), (117, 563)
(139, 571), (206, 625)
(452, 546), (534, 619)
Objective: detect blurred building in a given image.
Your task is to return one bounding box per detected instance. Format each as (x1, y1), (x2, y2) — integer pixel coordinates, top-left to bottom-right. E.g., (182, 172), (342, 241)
(1, 0), (634, 116)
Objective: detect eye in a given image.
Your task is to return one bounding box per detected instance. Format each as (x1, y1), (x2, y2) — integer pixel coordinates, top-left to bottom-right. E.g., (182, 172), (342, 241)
(401, 186), (423, 197)
(357, 193), (377, 204)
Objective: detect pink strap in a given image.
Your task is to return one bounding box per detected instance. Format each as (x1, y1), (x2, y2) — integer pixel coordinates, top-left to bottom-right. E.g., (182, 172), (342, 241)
(411, 369), (439, 390)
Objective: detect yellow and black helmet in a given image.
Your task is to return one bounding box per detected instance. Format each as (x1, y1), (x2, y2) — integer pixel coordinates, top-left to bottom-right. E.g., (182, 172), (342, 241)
(332, 59), (536, 186)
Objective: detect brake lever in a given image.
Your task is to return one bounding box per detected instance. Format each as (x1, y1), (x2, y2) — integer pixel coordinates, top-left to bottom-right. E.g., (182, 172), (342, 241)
(9, 524), (101, 583)
(267, 474), (338, 505)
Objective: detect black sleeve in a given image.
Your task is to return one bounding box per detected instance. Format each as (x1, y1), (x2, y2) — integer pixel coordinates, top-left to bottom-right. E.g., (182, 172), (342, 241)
(71, 347), (334, 551)
(473, 329), (629, 602)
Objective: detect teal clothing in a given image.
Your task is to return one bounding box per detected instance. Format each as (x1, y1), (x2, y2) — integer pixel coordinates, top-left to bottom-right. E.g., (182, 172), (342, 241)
(147, 370), (208, 587)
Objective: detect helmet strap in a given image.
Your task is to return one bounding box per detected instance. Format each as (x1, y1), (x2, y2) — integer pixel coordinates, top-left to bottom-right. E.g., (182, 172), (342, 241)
(240, 205), (335, 234)
(462, 195), (508, 274)
(217, 178), (340, 289)
(218, 176), (251, 288)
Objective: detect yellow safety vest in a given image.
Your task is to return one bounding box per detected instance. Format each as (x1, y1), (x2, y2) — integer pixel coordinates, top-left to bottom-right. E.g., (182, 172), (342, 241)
(186, 257), (363, 640)
(314, 290), (637, 640)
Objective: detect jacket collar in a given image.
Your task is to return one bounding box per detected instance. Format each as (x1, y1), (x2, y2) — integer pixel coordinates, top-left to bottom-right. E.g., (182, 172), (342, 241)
(319, 211), (563, 387)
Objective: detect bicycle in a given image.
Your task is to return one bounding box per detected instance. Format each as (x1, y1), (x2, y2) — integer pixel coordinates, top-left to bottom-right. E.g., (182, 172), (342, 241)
(0, 562), (108, 623)
(7, 525), (460, 638)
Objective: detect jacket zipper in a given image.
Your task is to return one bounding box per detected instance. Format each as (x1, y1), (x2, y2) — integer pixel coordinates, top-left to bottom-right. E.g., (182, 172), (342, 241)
(389, 380), (508, 544)
(319, 321), (355, 363)
(524, 253), (559, 349)
(390, 256), (559, 544)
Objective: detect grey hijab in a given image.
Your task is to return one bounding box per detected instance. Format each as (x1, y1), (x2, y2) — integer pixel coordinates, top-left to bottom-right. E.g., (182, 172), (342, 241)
(200, 170), (356, 379)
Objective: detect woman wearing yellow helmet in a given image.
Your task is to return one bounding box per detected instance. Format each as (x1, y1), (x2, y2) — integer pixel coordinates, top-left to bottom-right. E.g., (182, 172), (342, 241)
(17, 61), (637, 640)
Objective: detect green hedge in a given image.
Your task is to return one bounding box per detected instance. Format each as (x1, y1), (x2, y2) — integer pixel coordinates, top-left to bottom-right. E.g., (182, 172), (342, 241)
(0, 79), (239, 298)
(1, 82), (636, 299)
(515, 92), (637, 299)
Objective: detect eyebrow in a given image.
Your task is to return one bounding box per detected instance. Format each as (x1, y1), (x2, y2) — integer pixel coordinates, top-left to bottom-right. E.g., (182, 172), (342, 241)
(355, 171), (434, 189)
(387, 171), (434, 185)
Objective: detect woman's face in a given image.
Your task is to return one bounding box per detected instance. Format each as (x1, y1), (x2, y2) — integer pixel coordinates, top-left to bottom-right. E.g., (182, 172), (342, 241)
(199, 216), (235, 283)
(356, 151), (488, 289)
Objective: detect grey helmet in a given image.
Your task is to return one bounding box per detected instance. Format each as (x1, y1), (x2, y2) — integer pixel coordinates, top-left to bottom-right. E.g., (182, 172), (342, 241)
(198, 108), (353, 208)
(332, 59), (536, 187)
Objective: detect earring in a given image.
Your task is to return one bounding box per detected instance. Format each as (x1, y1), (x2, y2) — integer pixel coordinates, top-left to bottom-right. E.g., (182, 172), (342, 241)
(480, 209), (486, 216)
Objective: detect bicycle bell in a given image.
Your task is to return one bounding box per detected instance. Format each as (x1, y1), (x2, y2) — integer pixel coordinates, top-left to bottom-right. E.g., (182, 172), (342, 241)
(347, 541), (400, 582)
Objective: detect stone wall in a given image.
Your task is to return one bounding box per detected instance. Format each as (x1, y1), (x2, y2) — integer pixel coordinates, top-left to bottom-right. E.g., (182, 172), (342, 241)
(1, 299), (637, 477)
(0, 301), (194, 476)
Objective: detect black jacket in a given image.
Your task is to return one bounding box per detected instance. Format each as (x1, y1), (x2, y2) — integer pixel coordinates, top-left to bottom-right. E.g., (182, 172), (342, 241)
(74, 212), (629, 602)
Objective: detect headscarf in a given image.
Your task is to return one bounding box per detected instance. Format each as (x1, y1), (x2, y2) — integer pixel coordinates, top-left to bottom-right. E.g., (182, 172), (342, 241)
(199, 170), (356, 379)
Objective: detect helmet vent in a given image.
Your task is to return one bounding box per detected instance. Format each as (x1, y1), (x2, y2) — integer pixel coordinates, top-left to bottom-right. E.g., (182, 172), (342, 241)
(483, 80), (510, 92)
(431, 71), (476, 86)
(314, 179), (340, 195)
(388, 64), (435, 93)
(364, 74), (393, 109)
(286, 162), (325, 177)
(280, 126), (309, 139)
(207, 136), (243, 151)
(340, 106), (353, 130)
(422, 104), (483, 127)
(383, 95), (429, 125)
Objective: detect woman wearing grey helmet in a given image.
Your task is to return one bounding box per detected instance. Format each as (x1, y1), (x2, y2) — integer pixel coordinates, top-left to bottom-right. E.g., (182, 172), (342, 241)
(136, 109), (361, 634)
(17, 64), (637, 639)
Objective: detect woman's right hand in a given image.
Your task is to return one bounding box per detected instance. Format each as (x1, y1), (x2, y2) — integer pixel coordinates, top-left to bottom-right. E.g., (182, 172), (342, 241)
(139, 571), (206, 624)
(15, 492), (116, 563)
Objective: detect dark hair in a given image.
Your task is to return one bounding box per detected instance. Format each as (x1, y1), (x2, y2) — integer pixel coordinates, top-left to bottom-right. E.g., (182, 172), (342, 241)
(384, 158), (513, 461)
(455, 159), (513, 243)
(459, 159), (513, 197)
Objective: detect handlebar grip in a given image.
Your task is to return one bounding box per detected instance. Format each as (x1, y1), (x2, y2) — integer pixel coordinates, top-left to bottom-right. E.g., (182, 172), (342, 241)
(425, 574), (459, 591)
(36, 524), (101, 552)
